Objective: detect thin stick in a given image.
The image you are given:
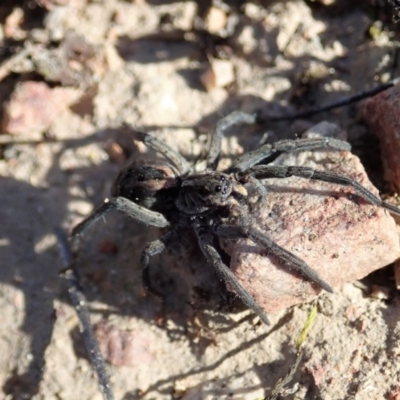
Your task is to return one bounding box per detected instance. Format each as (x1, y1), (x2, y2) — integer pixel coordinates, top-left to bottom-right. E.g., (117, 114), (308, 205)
(257, 78), (400, 122)
(55, 228), (115, 400)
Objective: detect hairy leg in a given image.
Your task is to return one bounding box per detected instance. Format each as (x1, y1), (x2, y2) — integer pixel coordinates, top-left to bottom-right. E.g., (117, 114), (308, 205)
(230, 137), (351, 172)
(192, 221), (270, 325)
(245, 165), (400, 217)
(141, 230), (178, 295)
(71, 197), (170, 244)
(124, 126), (191, 175)
(207, 111), (256, 170)
(215, 224), (333, 293)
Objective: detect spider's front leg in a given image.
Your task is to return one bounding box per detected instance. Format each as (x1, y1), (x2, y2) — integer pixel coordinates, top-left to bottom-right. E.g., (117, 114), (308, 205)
(214, 224), (333, 293)
(192, 219), (271, 325)
(229, 136), (351, 172)
(243, 165), (400, 217)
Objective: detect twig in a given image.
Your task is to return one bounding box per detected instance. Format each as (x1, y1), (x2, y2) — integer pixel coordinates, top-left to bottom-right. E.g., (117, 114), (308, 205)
(55, 227), (115, 400)
(257, 78), (400, 122)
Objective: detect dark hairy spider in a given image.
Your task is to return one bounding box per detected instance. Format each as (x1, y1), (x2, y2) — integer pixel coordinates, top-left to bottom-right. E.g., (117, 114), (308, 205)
(62, 110), (400, 400)
(70, 111), (400, 327)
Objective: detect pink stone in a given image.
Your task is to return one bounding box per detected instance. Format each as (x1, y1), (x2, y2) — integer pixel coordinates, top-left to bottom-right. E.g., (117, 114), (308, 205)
(94, 321), (155, 368)
(228, 123), (400, 314)
(364, 82), (400, 192)
(1, 81), (80, 135)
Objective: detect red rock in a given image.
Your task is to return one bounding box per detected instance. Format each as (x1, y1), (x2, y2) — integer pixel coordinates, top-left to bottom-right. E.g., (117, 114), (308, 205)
(305, 362), (329, 386)
(364, 82), (400, 192)
(229, 123), (400, 314)
(389, 388), (400, 400)
(1, 81), (81, 135)
(94, 321), (155, 368)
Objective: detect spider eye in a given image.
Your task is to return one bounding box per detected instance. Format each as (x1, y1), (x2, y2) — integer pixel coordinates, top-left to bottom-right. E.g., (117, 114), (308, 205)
(215, 185), (222, 192)
(220, 175), (225, 181)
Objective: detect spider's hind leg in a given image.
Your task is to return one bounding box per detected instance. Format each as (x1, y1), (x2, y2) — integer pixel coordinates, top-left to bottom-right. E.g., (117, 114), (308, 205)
(127, 128), (191, 175)
(141, 230), (178, 297)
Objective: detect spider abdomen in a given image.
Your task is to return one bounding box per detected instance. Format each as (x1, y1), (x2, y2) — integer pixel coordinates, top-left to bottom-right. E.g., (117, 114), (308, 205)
(111, 162), (180, 214)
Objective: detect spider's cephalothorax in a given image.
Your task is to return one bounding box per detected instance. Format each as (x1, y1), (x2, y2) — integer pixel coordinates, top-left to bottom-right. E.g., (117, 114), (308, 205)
(71, 111), (400, 327)
(176, 172), (249, 216)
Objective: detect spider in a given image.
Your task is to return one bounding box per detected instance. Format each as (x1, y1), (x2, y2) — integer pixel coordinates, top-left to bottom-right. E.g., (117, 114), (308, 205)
(64, 110), (400, 400)
(70, 111), (400, 328)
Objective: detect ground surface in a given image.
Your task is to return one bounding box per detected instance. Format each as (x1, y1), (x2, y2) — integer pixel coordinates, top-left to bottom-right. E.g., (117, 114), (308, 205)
(1, 1), (400, 399)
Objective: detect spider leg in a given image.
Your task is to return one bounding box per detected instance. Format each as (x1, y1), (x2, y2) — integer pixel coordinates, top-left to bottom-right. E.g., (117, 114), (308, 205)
(229, 137), (351, 172)
(125, 126), (191, 175)
(207, 111), (256, 170)
(245, 165), (400, 217)
(215, 224), (333, 293)
(141, 230), (178, 295)
(64, 196), (171, 398)
(192, 221), (271, 325)
(55, 228), (115, 400)
(71, 196), (170, 243)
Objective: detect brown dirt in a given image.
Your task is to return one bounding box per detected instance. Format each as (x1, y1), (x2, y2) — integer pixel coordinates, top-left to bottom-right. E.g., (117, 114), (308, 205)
(1, 1), (400, 399)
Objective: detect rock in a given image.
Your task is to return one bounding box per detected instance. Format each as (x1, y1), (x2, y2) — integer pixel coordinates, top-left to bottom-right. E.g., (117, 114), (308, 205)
(205, 6), (228, 34)
(229, 122), (400, 314)
(1, 81), (81, 135)
(364, 81), (400, 192)
(200, 59), (235, 91)
(94, 321), (155, 368)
